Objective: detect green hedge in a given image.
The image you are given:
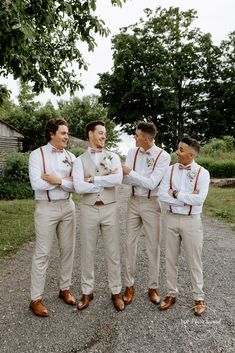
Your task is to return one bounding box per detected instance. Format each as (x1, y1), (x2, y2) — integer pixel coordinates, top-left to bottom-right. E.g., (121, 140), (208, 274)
(0, 178), (33, 200)
(196, 158), (235, 178)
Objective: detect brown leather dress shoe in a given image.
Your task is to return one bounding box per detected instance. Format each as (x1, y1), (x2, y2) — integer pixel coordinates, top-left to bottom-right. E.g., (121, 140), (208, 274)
(59, 289), (76, 305)
(30, 299), (48, 317)
(159, 296), (176, 311)
(77, 294), (94, 310)
(194, 300), (206, 316)
(148, 288), (160, 305)
(123, 286), (135, 305)
(112, 294), (125, 311)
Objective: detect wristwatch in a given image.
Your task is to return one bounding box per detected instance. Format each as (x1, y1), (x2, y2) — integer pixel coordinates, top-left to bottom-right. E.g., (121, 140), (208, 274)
(172, 190), (178, 199)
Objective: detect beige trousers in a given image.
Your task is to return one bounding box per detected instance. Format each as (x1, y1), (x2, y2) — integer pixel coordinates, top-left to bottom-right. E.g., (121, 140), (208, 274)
(124, 196), (161, 289)
(31, 199), (76, 301)
(80, 202), (122, 295)
(165, 212), (204, 301)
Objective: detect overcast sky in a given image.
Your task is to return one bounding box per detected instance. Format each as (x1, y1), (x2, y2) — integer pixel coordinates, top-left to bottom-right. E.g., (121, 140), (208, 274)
(1, 0), (235, 153)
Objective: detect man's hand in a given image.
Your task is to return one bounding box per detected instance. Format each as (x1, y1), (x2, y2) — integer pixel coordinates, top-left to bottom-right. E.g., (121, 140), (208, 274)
(122, 166), (131, 175)
(193, 189), (199, 194)
(42, 173), (62, 185)
(168, 188), (173, 197)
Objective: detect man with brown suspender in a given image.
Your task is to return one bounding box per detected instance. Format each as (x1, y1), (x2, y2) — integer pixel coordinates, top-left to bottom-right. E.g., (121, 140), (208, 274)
(122, 122), (170, 305)
(158, 137), (210, 315)
(28, 119), (76, 317)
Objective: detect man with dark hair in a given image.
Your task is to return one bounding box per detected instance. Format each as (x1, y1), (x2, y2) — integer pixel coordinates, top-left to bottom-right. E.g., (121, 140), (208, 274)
(73, 120), (125, 311)
(122, 121), (171, 305)
(158, 136), (210, 315)
(29, 118), (76, 317)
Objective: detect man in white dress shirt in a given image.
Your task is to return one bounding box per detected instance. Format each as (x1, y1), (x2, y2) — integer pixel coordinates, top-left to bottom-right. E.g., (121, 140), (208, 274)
(73, 120), (125, 311)
(122, 122), (171, 305)
(29, 119), (76, 317)
(158, 137), (210, 315)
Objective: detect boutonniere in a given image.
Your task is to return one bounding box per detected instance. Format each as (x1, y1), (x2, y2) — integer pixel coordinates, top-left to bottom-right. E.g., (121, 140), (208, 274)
(62, 156), (73, 168)
(99, 154), (113, 174)
(187, 171), (197, 181)
(146, 157), (155, 168)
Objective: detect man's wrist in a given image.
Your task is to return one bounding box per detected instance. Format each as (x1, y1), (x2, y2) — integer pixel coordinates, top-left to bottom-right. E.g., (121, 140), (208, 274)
(172, 190), (178, 199)
(88, 176), (94, 183)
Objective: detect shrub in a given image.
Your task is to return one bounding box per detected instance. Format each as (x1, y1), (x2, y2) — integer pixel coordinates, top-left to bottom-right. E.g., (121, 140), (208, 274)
(0, 178), (33, 200)
(197, 158), (235, 178)
(68, 147), (85, 157)
(3, 152), (30, 182)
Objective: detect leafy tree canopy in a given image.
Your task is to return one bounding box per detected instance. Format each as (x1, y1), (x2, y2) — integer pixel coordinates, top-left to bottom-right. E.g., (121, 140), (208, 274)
(0, 0), (126, 95)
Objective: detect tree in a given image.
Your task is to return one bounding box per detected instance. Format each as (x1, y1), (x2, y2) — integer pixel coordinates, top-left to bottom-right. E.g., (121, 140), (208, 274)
(0, 0), (126, 96)
(59, 95), (121, 149)
(96, 7), (231, 150)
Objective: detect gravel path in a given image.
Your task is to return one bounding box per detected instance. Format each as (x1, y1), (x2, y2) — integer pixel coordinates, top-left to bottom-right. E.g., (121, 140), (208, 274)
(0, 185), (234, 353)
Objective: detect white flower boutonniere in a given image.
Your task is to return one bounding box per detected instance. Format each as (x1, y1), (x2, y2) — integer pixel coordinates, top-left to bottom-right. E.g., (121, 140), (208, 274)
(62, 156), (73, 168)
(187, 171), (197, 182)
(99, 154), (113, 174)
(146, 157), (155, 168)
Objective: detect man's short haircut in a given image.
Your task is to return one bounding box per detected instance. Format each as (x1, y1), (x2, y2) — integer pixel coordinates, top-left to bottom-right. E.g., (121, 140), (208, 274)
(181, 136), (200, 154)
(45, 118), (68, 142)
(86, 120), (105, 139)
(136, 121), (157, 139)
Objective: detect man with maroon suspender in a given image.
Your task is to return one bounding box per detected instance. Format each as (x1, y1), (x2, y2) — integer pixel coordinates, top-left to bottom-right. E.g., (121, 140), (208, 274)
(28, 119), (76, 317)
(158, 137), (210, 315)
(122, 122), (170, 305)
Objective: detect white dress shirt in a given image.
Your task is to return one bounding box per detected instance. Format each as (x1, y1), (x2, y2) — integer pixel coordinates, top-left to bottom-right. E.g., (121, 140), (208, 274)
(72, 147), (123, 193)
(158, 161), (210, 214)
(29, 143), (75, 200)
(123, 145), (171, 197)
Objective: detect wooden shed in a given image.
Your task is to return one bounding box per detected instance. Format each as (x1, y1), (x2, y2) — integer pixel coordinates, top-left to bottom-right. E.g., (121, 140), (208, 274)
(0, 119), (24, 175)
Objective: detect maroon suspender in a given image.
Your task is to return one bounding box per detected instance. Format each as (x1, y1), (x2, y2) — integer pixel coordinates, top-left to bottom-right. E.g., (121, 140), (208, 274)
(132, 147), (140, 196)
(147, 149), (163, 198)
(132, 148), (163, 198)
(188, 167), (202, 215)
(169, 165), (202, 215)
(40, 147), (51, 202)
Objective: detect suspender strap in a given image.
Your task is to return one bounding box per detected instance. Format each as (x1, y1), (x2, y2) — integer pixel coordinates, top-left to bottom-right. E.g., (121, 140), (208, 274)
(147, 149), (164, 198)
(169, 165), (175, 213)
(132, 147), (140, 196)
(188, 167), (202, 215)
(39, 147), (51, 202)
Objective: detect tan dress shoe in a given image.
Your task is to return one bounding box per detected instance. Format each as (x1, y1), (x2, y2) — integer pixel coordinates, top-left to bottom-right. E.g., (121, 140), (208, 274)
(112, 294), (125, 311)
(148, 288), (160, 304)
(159, 296), (176, 311)
(59, 289), (76, 305)
(194, 300), (206, 316)
(77, 294), (94, 310)
(123, 286), (135, 304)
(30, 299), (48, 317)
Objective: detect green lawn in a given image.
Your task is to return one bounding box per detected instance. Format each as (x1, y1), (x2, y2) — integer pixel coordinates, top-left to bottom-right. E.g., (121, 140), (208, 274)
(0, 188), (234, 258)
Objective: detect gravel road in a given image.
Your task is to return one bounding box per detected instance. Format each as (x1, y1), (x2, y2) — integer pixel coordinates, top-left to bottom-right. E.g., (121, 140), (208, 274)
(0, 185), (234, 353)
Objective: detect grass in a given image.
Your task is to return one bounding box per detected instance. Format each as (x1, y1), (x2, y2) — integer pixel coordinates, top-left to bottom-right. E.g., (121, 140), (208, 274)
(204, 186), (235, 231)
(0, 188), (234, 258)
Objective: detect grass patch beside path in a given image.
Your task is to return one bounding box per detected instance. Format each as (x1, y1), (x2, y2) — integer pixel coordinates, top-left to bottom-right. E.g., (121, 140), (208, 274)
(0, 199), (36, 257)
(204, 186), (235, 231)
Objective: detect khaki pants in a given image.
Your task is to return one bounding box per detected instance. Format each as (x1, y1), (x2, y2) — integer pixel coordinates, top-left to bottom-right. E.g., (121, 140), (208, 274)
(124, 196), (161, 289)
(165, 212), (204, 301)
(31, 199), (76, 301)
(80, 202), (122, 295)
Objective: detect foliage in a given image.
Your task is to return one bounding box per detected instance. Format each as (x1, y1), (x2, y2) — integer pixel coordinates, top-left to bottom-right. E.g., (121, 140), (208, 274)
(96, 7), (235, 151)
(68, 146), (85, 157)
(200, 136), (235, 157)
(59, 95), (121, 148)
(0, 178), (33, 200)
(0, 0), (126, 96)
(3, 151), (30, 181)
(204, 186), (235, 231)
(197, 158), (235, 178)
(0, 199), (35, 257)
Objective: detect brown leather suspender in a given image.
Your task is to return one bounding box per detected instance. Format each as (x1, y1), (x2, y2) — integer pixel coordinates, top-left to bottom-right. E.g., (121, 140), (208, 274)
(169, 165), (202, 215)
(132, 147), (163, 198)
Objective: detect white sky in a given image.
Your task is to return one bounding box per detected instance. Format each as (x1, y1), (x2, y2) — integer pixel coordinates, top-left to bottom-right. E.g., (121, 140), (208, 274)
(1, 0), (235, 153)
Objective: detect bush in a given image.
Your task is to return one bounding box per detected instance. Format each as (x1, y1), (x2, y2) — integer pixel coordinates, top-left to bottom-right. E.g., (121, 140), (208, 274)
(68, 147), (85, 157)
(3, 152), (30, 182)
(0, 178), (33, 200)
(197, 158), (235, 178)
